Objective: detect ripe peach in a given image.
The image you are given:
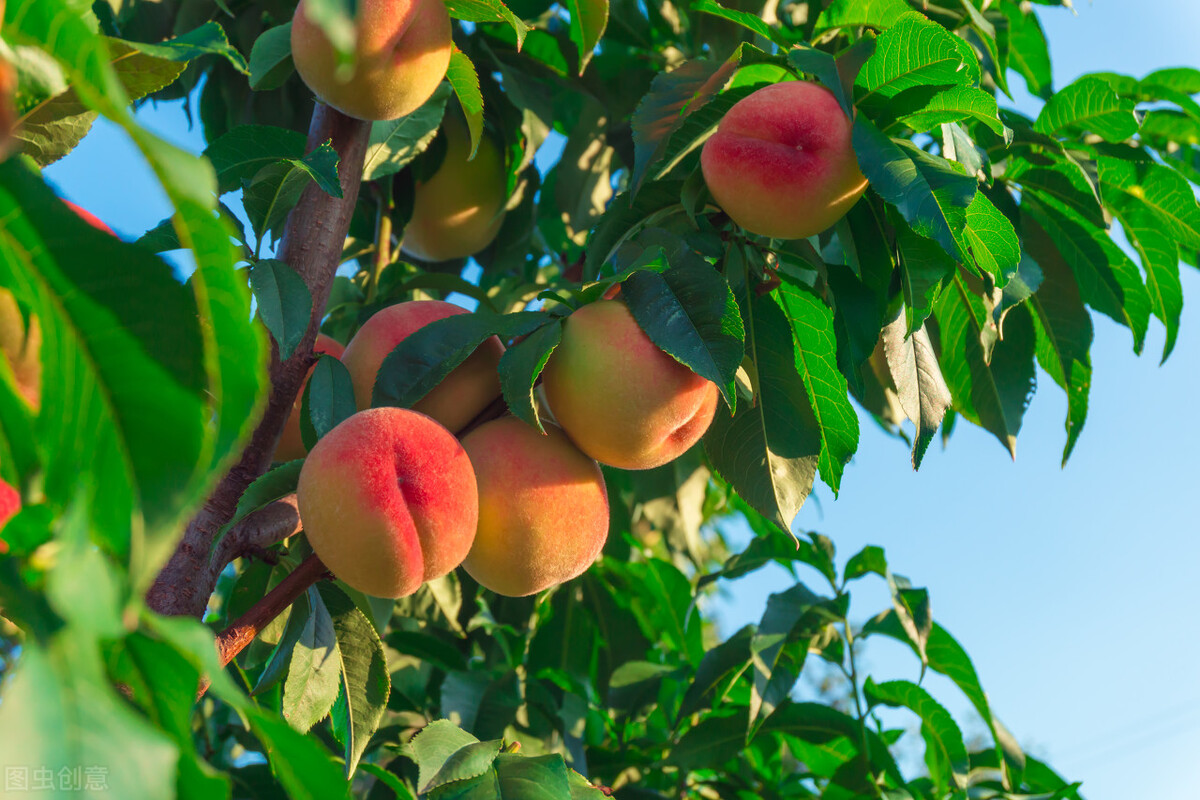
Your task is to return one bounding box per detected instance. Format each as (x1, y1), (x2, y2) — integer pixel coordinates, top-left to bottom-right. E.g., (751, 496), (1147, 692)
(274, 334), (346, 462)
(0, 477), (17, 555)
(700, 81), (867, 239)
(542, 300), (719, 470)
(0, 288), (40, 410)
(341, 300), (503, 434)
(291, 0), (452, 121)
(400, 111), (507, 262)
(296, 407), (478, 598)
(460, 417), (608, 596)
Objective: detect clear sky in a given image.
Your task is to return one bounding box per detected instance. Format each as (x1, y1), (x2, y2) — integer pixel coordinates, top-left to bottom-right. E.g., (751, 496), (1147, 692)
(42, 2), (1200, 798)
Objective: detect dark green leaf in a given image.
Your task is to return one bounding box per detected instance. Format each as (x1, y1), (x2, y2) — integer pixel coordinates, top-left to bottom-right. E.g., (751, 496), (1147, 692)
(999, 4), (1052, 100)
(564, 0), (608, 73)
(301, 355), (356, 449)
(865, 678), (967, 793)
(117, 21), (248, 74)
(363, 84), (451, 182)
(667, 709), (748, 770)
(880, 312), (951, 469)
(498, 319), (562, 432)
(204, 125), (308, 195)
(248, 22), (294, 91)
(444, 0), (529, 48)
(250, 258), (313, 359)
(282, 586), (341, 733)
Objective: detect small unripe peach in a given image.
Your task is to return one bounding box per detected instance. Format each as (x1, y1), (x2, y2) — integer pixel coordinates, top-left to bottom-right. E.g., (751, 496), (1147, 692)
(461, 418), (608, 597)
(291, 0), (452, 121)
(275, 334), (346, 462)
(400, 112), (507, 262)
(297, 407), (478, 598)
(341, 300), (503, 434)
(542, 300), (719, 470)
(701, 81), (867, 239)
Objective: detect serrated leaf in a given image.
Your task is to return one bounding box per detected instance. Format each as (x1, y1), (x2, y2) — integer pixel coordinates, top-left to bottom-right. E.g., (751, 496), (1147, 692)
(254, 591), (314, 695)
(444, 0), (529, 48)
(999, 4), (1052, 100)
(691, 0), (789, 47)
(814, 0), (911, 32)
(855, 13), (980, 105)
(248, 22), (294, 91)
(446, 47), (485, 159)
(410, 720), (482, 792)
(497, 320), (561, 432)
(894, 218), (955, 333)
(898, 85), (1010, 139)
(320, 585), (390, 776)
(585, 180), (685, 277)
(853, 118), (976, 260)
(117, 20), (248, 73)
(933, 276), (1036, 458)
(1007, 154), (1104, 229)
(1021, 217), (1092, 465)
(631, 58), (736, 193)
(282, 587), (341, 733)
(774, 281), (858, 495)
(622, 262), (744, 409)
(881, 313), (950, 469)
(565, 0), (609, 74)
(703, 282), (820, 536)
(1034, 75), (1139, 142)
(204, 125), (308, 195)
(759, 702), (904, 785)
(363, 83), (450, 181)
(950, 191), (1021, 284)
(1099, 155), (1200, 250)
(250, 258), (313, 359)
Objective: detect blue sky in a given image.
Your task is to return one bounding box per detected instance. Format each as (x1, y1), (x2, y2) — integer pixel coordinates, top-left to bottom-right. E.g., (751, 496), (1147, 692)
(43, 2), (1200, 798)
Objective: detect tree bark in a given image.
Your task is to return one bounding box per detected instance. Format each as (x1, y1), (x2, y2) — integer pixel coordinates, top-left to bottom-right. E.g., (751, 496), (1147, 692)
(147, 105), (371, 618)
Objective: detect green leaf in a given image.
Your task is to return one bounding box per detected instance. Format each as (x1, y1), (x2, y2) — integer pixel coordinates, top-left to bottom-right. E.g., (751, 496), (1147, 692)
(410, 720), (482, 791)
(853, 118), (977, 260)
(320, 585), (391, 776)
(211, 460), (302, 559)
(243, 163), (313, 249)
(248, 22), (294, 91)
(667, 709), (748, 770)
(1007, 154), (1105, 229)
(880, 313), (951, 470)
(300, 355), (356, 449)
(950, 191), (1021, 284)
(855, 13), (980, 105)
(759, 702), (903, 785)
(843, 545), (888, 582)
(254, 591), (314, 695)
(585, 180), (685, 278)
(1099, 155), (1200, 250)
(1033, 76), (1139, 142)
(1021, 192), (1150, 352)
(998, 4), (1053, 100)
(895, 217), (956, 332)
(363, 84), (451, 182)
(773, 280), (858, 495)
(243, 708), (353, 800)
(750, 582), (844, 728)
(564, 0), (609, 73)
(865, 678), (968, 793)
(1113, 206), (1182, 362)
(897, 85), (1011, 139)
(447, 48), (485, 158)
(204, 125), (308, 195)
(444, 0), (529, 48)
(282, 586), (341, 733)
(679, 625), (754, 717)
(497, 319), (562, 432)
(630, 58), (736, 193)
(373, 310), (548, 410)
(933, 277), (1036, 458)
(0, 161), (209, 556)
(250, 259), (313, 359)
(608, 661), (678, 710)
(116, 21), (248, 73)
(691, 0), (789, 47)
(703, 281), (821, 537)
(622, 262), (745, 409)
(0, 640), (179, 800)
(788, 45), (858, 119)
(814, 0), (912, 32)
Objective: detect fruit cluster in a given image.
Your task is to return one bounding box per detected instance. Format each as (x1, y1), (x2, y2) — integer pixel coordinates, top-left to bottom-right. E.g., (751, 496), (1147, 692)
(287, 298), (719, 599)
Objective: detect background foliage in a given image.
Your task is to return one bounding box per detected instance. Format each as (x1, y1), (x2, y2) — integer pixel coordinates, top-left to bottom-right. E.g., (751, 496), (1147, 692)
(2, 0), (1197, 797)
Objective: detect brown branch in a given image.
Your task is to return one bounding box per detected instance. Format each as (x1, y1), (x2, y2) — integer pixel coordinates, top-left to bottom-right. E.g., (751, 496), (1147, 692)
(197, 553), (331, 699)
(147, 105), (372, 618)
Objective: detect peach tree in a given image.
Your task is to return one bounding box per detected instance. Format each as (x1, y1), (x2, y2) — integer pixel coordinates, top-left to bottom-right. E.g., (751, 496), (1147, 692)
(0, 0), (1194, 798)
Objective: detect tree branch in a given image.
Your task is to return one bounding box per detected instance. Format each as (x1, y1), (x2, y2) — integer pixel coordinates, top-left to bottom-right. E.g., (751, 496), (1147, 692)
(147, 105), (371, 618)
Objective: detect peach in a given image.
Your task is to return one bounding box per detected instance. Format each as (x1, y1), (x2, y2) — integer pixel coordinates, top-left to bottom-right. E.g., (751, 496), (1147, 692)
(274, 334), (346, 462)
(700, 81), (867, 239)
(0, 477), (17, 555)
(460, 418), (608, 596)
(400, 111), (507, 262)
(542, 300), (719, 470)
(296, 407), (478, 598)
(341, 300), (503, 433)
(291, 0), (452, 121)
(0, 288), (40, 410)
